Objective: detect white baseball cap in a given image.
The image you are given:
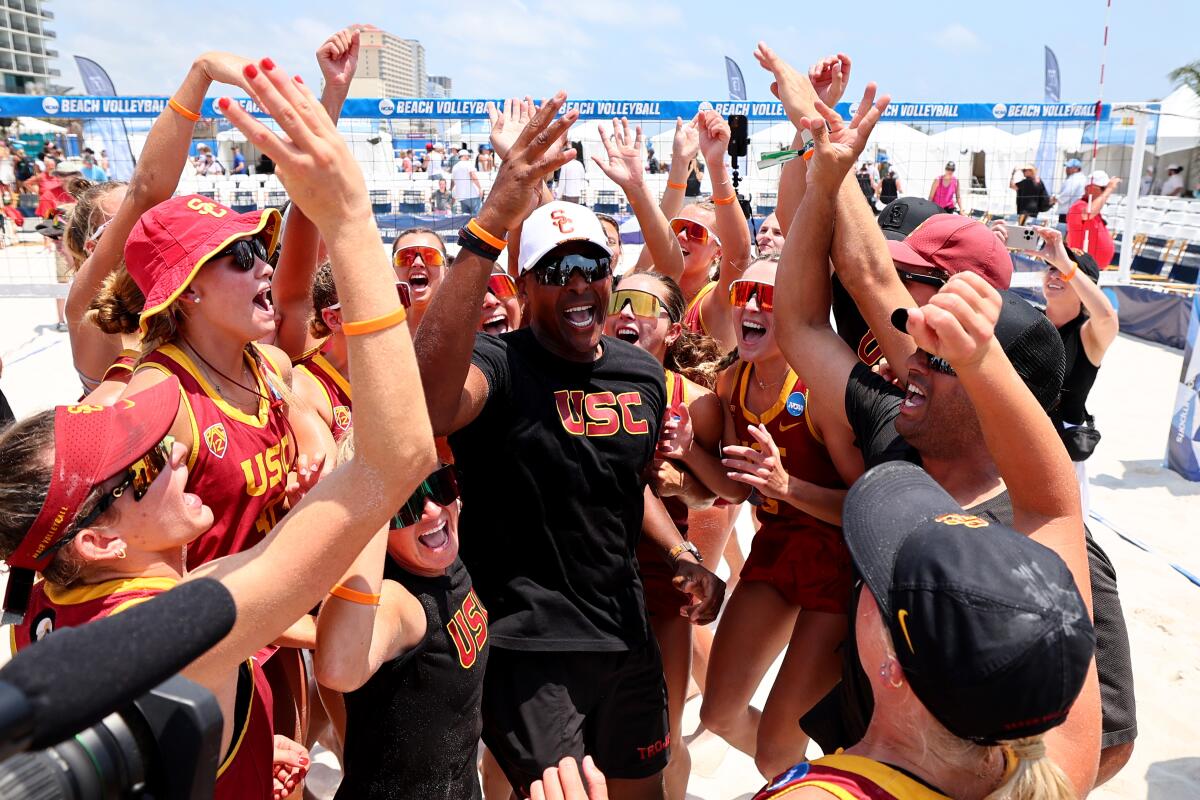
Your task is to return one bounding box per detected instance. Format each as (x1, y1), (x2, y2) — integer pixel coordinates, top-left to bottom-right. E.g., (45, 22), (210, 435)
(1087, 169), (1111, 187)
(518, 201), (612, 274)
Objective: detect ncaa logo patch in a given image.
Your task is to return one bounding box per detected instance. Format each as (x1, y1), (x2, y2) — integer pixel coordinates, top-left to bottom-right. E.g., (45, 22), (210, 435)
(992, 103), (1008, 120)
(332, 405), (351, 430)
(41, 97), (59, 115)
(203, 423), (228, 459)
(32, 609), (55, 643)
(785, 391), (806, 417)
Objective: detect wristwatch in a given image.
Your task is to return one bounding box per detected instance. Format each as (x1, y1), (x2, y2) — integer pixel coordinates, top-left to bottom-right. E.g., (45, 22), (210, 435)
(668, 541), (703, 564)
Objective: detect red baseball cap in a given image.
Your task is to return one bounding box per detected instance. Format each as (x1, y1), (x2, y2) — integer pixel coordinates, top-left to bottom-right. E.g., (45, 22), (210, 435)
(886, 215), (1013, 289)
(125, 195), (282, 332)
(9, 378), (182, 572)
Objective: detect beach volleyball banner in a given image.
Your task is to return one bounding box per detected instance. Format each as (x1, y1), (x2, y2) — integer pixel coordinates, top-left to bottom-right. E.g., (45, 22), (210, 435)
(1166, 293), (1200, 482)
(0, 95), (1117, 123)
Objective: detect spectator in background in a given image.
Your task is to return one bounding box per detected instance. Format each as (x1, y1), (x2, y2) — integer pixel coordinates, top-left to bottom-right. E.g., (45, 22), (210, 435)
(1067, 170), (1121, 270)
(401, 150), (414, 174)
(13, 147), (35, 185)
(1140, 166), (1155, 196)
(0, 145), (14, 189)
(98, 149), (110, 173)
(450, 148), (482, 214)
(684, 157), (704, 201)
(855, 163), (878, 211)
(476, 143), (495, 173)
(80, 153), (108, 182)
(878, 168), (901, 206)
(230, 144), (247, 175)
(1010, 163), (1050, 219)
(928, 161), (961, 213)
(192, 143), (225, 176)
(647, 145), (660, 174)
(1054, 158), (1086, 224)
(557, 141), (587, 205)
(431, 177), (453, 214)
(426, 143), (446, 180)
(1161, 163), (1186, 197)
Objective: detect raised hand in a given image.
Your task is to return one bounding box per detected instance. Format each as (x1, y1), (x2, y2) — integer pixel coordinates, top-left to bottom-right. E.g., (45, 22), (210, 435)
(799, 83), (890, 193)
(721, 424), (791, 501)
(901, 272), (1003, 371)
(219, 58), (369, 230)
(487, 96), (536, 161)
(754, 41), (818, 128)
(593, 117), (645, 190)
(656, 402), (693, 460)
(697, 109), (731, 168)
(477, 91), (580, 233)
(317, 26), (362, 89)
(809, 53), (853, 107)
(196, 51), (256, 94)
(672, 115), (701, 164)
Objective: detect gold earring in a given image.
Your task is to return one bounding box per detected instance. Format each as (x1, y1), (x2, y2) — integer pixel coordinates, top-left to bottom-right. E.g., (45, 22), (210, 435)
(116, 548), (127, 559)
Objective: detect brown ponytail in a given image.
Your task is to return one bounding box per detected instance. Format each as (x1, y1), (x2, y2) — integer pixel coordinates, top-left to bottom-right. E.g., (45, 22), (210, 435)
(89, 266), (144, 336)
(309, 261), (338, 339)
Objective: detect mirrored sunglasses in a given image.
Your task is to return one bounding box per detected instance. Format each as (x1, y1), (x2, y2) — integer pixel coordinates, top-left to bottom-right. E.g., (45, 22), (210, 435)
(393, 245), (447, 269)
(669, 218), (720, 247)
(391, 464), (460, 529)
(729, 280), (775, 313)
(607, 289), (669, 320)
(63, 435), (176, 541)
(530, 253), (612, 286)
(487, 273), (517, 300)
(215, 237), (270, 271)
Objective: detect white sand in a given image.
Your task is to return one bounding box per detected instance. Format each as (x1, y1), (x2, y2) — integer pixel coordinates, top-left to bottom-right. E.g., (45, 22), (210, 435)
(1, 294), (1197, 798)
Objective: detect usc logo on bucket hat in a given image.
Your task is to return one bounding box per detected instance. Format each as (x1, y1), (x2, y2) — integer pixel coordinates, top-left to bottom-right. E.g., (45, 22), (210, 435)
(186, 197), (228, 218)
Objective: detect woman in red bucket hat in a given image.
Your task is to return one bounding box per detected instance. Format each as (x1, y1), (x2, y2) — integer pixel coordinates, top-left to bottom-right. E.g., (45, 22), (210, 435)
(0, 57), (438, 799)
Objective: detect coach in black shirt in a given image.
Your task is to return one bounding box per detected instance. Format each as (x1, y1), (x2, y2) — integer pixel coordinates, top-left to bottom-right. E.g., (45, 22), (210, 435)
(416, 94), (723, 798)
(1010, 163), (1050, 218)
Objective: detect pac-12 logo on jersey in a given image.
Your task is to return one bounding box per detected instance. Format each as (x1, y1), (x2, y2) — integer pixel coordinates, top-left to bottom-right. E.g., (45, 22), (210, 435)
(30, 608), (55, 643)
(332, 405), (351, 430)
(203, 423), (228, 459)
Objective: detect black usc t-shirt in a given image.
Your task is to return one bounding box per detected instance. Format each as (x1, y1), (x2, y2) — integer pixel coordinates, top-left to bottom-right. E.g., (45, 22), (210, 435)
(450, 329), (667, 652)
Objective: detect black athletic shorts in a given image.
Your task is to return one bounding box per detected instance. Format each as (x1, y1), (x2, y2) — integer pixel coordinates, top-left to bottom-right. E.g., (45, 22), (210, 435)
(481, 641), (670, 794)
(801, 533), (1137, 750)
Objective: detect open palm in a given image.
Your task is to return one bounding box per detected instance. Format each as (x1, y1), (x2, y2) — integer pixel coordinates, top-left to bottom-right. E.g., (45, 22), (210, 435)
(593, 117), (644, 189)
(803, 84), (890, 192)
(487, 96), (535, 161)
(754, 42), (817, 129)
(672, 116), (700, 163)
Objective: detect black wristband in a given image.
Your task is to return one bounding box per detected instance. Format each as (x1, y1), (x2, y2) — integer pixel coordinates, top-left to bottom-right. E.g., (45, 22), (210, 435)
(457, 227), (502, 260)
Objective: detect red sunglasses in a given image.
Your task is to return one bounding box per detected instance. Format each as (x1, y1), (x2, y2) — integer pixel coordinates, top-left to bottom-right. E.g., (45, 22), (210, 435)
(729, 280), (774, 312)
(487, 273), (517, 300)
(669, 218), (721, 247)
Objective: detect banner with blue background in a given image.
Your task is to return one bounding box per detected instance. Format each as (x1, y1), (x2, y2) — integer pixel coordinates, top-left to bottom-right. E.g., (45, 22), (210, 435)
(1166, 293), (1200, 482)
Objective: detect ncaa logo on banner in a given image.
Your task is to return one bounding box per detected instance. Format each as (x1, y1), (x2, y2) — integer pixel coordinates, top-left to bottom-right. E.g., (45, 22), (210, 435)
(991, 103), (1008, 120)
(378, 98), (395, 116)
(42, 97), (59, 115)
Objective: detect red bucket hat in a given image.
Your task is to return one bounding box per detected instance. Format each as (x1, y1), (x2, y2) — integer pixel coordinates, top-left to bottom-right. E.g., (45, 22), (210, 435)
(886, 215), (1013, 290)
(125, 195), (282, 333)
(7, 377), (182, 573)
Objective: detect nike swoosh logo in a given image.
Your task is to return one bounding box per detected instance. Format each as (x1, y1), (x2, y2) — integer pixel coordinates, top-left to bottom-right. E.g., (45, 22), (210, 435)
(778, 421), (803, 432)
(897, 609), (915, 654)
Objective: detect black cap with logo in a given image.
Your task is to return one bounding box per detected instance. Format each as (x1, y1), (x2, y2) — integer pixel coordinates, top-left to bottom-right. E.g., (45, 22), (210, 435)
(877, 197), (947, 241)
(843, 460), (1095, 745)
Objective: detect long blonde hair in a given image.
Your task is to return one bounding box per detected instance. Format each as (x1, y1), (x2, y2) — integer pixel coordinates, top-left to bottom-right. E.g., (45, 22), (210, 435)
(984, 736), (1076, 800)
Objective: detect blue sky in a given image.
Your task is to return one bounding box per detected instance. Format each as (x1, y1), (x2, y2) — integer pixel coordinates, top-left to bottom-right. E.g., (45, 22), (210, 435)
(53, 0), (1193, 102)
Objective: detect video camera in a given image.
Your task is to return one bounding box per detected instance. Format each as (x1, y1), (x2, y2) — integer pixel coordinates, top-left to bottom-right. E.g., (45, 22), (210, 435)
(0, 580), (235, 799)
(726, 114), (753, 219)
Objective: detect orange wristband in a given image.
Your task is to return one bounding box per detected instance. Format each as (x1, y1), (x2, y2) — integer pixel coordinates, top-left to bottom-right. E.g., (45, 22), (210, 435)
(1059, 265), (1078, 282)
(467, 218), (507, 251)
(168, 97), (201, 122)
(341, 305), (407, 336)
(667, 181), (687, 190)
(329, 583), (381, 606)
(713, 193), (736, 206)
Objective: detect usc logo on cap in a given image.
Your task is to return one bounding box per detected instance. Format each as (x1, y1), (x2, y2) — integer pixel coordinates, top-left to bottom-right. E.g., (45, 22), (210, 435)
(934, 512), (989, 529)
(186, 197), (228, 218)
(65, 403), (105, 415)
(550, 209), (574, 234)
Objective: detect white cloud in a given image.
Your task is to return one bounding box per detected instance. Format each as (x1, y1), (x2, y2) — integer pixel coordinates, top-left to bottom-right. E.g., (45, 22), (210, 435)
(929, 23), (983, 52)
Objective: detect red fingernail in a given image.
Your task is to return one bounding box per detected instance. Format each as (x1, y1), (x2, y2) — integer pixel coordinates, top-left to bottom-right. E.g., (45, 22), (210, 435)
(218, 97), (230, 110)
(261, 57), (275, 71)
(300, 757), (309, 765)
(244, 63), (258, 79)
(294, 75), (304, 84)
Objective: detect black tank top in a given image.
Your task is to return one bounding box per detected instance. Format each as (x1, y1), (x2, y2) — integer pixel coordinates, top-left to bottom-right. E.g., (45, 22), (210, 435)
(337, 557), (488, 800)
(1053, 312), (1100, 426)
(685, 168), (702, 197)
(857, 172), (873, 199)
(880, 177), (898, 202)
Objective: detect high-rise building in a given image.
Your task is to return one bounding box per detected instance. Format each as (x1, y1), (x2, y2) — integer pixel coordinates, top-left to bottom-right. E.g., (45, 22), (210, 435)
(0, 0), (61, 94)
(427, 75), (452, 98)
(348, 25), (426, 98)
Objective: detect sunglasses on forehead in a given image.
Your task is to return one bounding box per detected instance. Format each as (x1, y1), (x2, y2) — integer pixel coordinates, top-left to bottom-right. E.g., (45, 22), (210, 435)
(729, 280), (775, 313)
(392, 464), (460, 529)
(215, 237), (270, 271)
(487, 273), (517, 300)
(393, 245), (447, 269)
(920, 349), (957, 377)
(669, 217), (720, 248)
(56, 435), (176, 547)
(327, 281), (413, 312)
(530, 252), (612, 286)
(607, 289), (672, 320)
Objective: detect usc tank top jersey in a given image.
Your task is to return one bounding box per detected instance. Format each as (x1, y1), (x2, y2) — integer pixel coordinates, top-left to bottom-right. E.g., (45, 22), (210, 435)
(754, 754), (953, 800)
(638, 369), (693, 618)
(102, 348), (141, 383)
(294, 346), (352, 439)
(730, 361), (853, 613)
(683, 280), (717, 335)
(11, 577), (275, 800)
(138, 343), (294, 569)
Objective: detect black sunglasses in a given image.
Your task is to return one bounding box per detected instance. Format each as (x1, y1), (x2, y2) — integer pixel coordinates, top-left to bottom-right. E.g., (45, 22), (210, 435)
(919, 348), (957, 377)
(216, 237), (269, 271)
(530, 248), (612, 287)
(896, 268), (948, 289)
(391, 464), (460, 529)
